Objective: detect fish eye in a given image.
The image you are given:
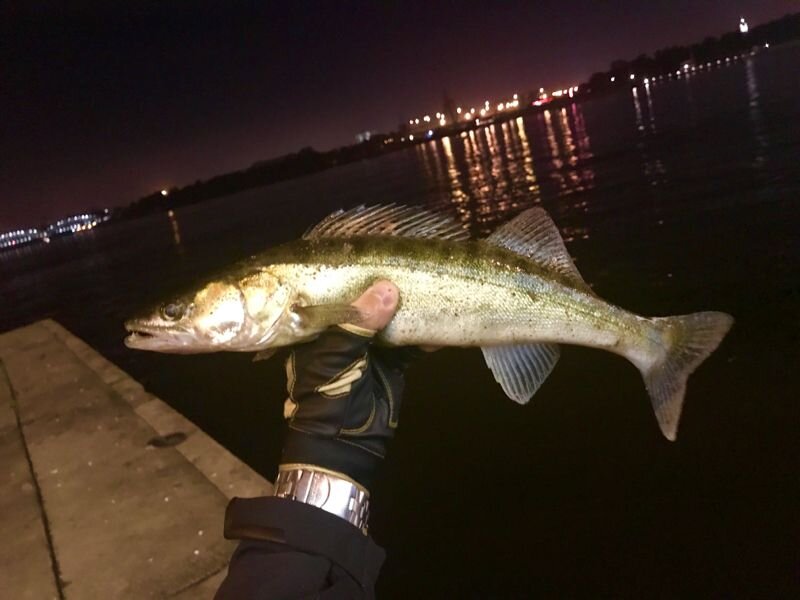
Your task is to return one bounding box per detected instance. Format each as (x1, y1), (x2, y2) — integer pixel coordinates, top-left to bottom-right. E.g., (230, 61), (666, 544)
(161, 302), (185, 321)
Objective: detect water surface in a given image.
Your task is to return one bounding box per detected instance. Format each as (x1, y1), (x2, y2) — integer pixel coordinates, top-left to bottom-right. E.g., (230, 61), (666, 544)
(2, 45), (798, 596)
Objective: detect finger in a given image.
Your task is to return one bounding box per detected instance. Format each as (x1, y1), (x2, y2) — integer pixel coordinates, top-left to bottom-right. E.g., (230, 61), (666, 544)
(350, 280), (399, 331)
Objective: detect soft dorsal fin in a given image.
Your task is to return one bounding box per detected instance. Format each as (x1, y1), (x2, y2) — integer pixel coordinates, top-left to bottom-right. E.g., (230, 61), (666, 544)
(486, 207), (593, 294)
(304, 204), (470, 242)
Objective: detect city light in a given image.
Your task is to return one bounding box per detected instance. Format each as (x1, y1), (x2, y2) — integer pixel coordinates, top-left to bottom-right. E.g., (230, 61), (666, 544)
(739, 17), (749, 34)
(409, 134), (414, 141)
(396, 38), (750, 153)
(161, 189), (169, 196)
(1, 211), (110, 250)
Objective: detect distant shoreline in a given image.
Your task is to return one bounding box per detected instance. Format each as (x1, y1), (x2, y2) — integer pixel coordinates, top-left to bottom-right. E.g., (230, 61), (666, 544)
(4, 12), (798, 241)
(118, 13), (799, 223)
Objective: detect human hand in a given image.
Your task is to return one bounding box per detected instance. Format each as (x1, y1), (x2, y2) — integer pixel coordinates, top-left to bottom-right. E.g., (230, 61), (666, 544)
(217, 283), (402, 596)
(278, 281), (415, 497)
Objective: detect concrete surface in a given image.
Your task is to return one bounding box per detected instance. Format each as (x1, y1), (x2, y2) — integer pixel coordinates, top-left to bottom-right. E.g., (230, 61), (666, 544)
(0, 320), (272, 599)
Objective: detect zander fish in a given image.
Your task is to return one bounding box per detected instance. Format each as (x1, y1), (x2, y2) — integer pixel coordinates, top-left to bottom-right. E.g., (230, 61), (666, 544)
(125, 204), (733, 439)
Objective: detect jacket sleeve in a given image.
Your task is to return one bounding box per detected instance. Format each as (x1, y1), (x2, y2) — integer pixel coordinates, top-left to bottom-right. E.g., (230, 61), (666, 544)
(214, 496), (385, 600)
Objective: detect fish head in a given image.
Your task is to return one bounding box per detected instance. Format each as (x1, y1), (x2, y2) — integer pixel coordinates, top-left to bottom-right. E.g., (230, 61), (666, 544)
(124, 270), (294, 353)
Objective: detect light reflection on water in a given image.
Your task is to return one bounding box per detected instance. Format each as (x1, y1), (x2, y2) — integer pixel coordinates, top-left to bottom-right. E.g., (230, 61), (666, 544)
(167, 209), (183, 253)
(413, 100), (597, 235)
(745, 56), (767, 169)
(514, 116), (540, 197)
(632, 86), (667, 187)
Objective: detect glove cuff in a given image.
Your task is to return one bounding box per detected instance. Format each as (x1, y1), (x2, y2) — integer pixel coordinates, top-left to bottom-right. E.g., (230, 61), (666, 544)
(281, 429), (383, 491)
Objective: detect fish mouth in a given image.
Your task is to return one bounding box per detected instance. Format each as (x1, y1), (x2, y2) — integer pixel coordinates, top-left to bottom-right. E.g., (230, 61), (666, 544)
(124, 321), (184, 350)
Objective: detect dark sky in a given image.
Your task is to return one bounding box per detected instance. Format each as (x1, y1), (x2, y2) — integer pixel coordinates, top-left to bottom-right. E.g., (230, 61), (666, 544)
(2, 0), (795, 229)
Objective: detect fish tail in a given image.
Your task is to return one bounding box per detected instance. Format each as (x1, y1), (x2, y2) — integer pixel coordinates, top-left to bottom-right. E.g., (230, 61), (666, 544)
(643, 311), (733, 440)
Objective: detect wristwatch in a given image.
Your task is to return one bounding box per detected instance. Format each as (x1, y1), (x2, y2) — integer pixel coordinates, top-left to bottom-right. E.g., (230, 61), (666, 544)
(273, 463), (371, 534)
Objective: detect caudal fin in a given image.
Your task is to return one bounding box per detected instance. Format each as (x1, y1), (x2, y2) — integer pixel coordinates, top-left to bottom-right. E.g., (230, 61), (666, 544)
(645, 311), (734, 440)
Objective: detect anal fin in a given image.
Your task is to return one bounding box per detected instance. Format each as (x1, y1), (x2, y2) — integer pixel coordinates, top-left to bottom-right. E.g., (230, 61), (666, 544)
(481, 343), (560, 404)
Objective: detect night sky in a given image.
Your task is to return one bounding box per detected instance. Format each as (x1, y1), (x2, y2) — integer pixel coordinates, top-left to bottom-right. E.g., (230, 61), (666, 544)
(2, 1), (795, 229)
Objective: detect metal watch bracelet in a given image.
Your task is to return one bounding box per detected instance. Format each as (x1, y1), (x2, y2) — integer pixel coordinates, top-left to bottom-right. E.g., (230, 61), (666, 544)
(273, 464), (370, 534)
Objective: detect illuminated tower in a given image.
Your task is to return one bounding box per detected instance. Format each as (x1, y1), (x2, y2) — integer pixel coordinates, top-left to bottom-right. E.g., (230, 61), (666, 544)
(739, 17), (749, 34)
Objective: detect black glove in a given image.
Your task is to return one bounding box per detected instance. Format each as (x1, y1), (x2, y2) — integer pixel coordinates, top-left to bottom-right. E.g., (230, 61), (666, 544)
(280, 324), (419, 491)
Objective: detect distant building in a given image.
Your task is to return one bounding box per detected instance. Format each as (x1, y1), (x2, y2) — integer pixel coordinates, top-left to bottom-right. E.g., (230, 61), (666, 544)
(355, 130), (375, 143)
(0, 228), (44, 249)
(739, 18), (749, 34)
(45, 211), (110, 238)
(1, 210), (110, 250)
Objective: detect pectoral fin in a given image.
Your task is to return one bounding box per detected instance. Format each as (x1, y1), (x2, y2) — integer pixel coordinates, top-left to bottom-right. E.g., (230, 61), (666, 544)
(293, 304), (366, 330)
(252, 348), (278, 362)
(481, 343), (560, 403)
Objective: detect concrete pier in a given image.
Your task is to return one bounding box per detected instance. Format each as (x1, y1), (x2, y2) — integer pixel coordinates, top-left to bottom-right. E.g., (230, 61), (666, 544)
(0, 320), (272, 599)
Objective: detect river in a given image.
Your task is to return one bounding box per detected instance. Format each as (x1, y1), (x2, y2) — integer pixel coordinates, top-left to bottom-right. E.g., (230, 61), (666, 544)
(2, 43), (798, 596)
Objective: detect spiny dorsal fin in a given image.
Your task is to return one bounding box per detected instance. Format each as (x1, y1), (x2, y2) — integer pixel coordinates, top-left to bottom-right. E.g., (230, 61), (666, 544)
(481, 343), (561, 403)
(486, 207), (593, 294)
(304, 204), (470, 242)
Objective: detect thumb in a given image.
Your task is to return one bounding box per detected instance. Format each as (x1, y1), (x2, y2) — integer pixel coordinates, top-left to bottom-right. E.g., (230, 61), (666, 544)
(350, 280), (399, 331)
